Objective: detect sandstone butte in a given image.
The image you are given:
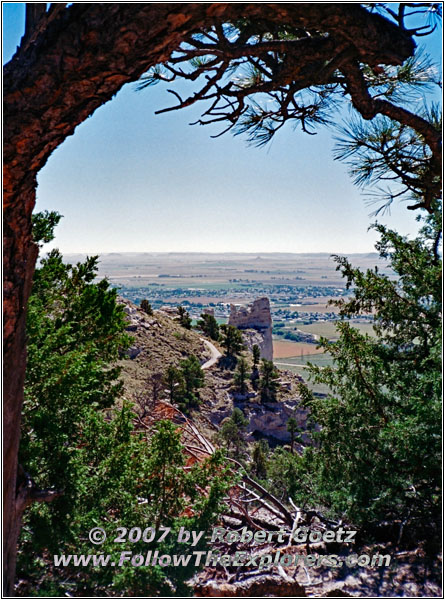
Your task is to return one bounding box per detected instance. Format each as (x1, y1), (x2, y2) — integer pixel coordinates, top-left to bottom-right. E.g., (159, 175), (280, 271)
(228, 297), (273, 361)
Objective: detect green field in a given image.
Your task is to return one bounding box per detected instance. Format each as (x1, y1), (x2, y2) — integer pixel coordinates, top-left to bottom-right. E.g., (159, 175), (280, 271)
(298, 321), (376, 340)
(274, 353), (334, 395)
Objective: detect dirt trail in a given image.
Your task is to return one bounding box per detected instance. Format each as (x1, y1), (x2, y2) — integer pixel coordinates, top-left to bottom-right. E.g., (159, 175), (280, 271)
(201, 339), (222, 369)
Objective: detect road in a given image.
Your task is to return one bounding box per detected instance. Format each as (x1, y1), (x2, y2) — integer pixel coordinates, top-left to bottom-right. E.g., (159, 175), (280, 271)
(201, 338), (222, 369)
(274, 361), (309, 368)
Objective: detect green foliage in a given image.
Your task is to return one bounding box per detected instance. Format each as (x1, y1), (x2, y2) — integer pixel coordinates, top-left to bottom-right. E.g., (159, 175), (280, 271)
(164, 364), (185, 404)
(266, 447), (303, 503)
(31, 210), (63, 246)
(20, 415), (233, 596)
(234, 95), (333, 147)
(123, 422), (232, 595)
(218, 408), (248, 457)
(163, 355), (204, 413)
(251, 440), (269, 480)
(334, 105), (441, 215)
(18, 215), (231, 595)
(231, 407), (249, 430)
(259, 359), (280, 402)
(358, 47), (439, 104)
(177, 355), (204, 412)
(286, 416), (302, 454)
(177, 305), (192, 329)
(251, 345), (261, 388)
(252, 344), (260, 367)
(21, 247), (130, 518)
(20, 402), (145, 592)
(220, 324), (245, 357)
(233, 357), (249, 394)
(197, 313), (220, 340)
(140, 298), (153, 315)
(297, 211), (442, 527)
(141, 420), (232, 534)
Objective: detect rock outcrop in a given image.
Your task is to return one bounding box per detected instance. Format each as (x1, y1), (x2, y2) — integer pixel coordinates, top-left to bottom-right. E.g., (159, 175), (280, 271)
(229, 297), (273, 360)
(195, 576), (307, 597)
(243, 398), (309, 445)
(206, 392), (309, 446)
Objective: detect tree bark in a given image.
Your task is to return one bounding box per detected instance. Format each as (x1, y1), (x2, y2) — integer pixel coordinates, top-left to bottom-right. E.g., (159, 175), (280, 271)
(3, 184), (38, 596)
(3, 3), (415, 594)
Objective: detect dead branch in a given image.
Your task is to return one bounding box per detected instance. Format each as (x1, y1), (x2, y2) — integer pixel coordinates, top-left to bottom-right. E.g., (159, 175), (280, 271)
(227, 458), (294, 526)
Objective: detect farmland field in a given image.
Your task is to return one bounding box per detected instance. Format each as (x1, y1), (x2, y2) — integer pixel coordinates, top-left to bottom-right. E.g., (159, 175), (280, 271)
(281, 301), (343, 314)
(273, 340), (325, 358)
(274, 353), (334, 395)
(58, 251), (382, 396)
(298, 321), (377, 340)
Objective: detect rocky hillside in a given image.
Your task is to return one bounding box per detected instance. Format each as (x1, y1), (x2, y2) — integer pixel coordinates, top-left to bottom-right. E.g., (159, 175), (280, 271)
(117, 298), (308, 445)
(117, 297), (209, 397)
(116, 298), (441, 598)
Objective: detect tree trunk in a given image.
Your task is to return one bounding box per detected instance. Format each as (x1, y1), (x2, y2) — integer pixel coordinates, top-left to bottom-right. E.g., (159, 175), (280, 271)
(3, 177), (38, 597)
(3, 4), (414, 594)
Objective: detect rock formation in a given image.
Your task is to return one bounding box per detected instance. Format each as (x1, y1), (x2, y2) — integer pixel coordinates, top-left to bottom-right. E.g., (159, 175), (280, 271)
(244, 398), (310, 445)
(228, 297), (273, 360)
(206, 392), (309, 446)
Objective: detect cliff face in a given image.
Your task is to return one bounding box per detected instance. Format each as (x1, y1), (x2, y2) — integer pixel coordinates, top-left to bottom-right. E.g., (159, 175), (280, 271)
(117, 297), (307, 444)
(228, 297), (273, 361)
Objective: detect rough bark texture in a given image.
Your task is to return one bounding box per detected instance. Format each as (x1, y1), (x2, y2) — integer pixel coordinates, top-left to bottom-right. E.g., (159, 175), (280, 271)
(3, 3), (415, 594)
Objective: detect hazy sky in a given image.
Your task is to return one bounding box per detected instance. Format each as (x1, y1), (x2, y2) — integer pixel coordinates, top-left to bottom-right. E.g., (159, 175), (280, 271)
(3, 3), (441, 254)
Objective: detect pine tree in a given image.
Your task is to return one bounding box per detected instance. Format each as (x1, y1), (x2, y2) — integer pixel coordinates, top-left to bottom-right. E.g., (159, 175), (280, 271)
(287, 416), (299, 454)
(140, 298), (153, 315)
(177, 305), (192, 329)
(233, 357), (249, 394)
(164, 364), (185, 404)
(252, 344), (261, 368)
(218, 408), (248, 457)
(177, 355), (204, 411)
(251, 440), (269, 479)
(220, 324), (245, 357)
(259, 359), (280, 402)
(298, 208), (442, 530)
(197, 313), (220, 340)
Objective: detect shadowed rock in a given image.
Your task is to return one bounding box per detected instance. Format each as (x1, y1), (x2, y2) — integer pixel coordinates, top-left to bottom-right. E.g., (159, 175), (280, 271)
(229, 297), (273, 360)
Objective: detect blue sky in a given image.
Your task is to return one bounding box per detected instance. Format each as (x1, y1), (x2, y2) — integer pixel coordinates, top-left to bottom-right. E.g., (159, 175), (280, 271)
(3, 3), (441, 253)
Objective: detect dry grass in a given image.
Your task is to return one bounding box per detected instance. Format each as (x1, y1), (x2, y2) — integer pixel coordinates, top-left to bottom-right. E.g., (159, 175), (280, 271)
(273, 340), (325, 359)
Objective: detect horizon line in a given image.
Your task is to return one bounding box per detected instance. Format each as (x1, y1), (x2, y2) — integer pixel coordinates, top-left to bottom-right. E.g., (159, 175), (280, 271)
(59, 250), (380, 256)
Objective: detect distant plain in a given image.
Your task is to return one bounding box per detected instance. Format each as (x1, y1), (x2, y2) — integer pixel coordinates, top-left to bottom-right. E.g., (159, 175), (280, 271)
(64, 251), (389, 290)
(63, 252), (383, 392)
